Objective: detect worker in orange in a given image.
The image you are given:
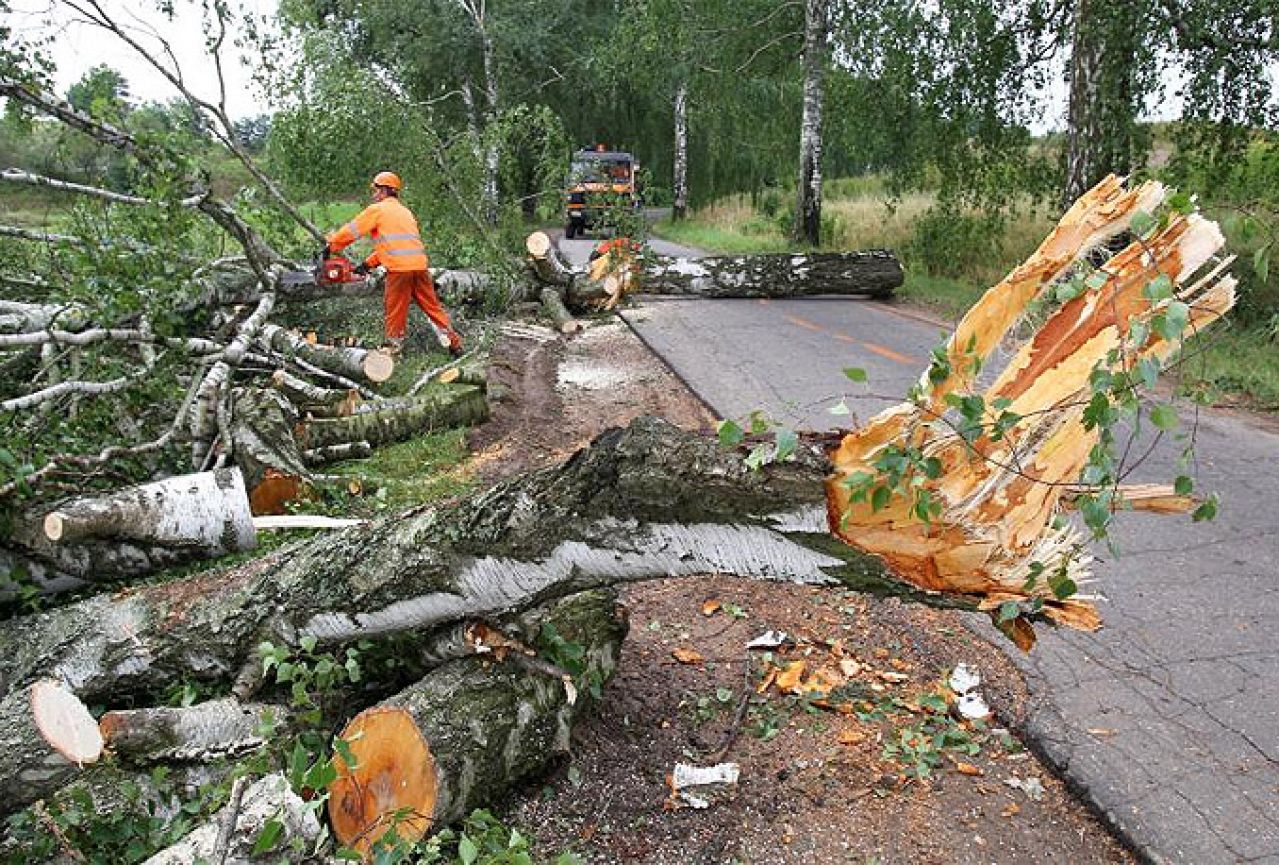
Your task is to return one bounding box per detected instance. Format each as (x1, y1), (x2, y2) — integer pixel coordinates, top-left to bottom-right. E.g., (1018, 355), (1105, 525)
(322, 171), (462, 357)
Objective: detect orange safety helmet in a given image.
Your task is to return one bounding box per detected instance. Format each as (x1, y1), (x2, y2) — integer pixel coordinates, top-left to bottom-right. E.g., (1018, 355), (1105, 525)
(371, 171), (403, 191)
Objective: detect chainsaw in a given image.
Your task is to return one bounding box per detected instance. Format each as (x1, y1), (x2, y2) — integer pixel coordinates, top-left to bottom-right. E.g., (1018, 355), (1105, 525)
(280, 253), (367, 288)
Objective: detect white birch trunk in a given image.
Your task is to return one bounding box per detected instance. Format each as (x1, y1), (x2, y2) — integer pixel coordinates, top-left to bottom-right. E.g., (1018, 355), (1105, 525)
(673, 79), (690, 221)
(793, 0), (829, 246)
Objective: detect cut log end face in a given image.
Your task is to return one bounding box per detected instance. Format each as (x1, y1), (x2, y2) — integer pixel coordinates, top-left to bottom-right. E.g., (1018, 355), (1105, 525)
(249, 470), (304, 516)
(43, 511), (67, 542)
(525, 231), (551, 258)
(329, 707), (438, 854)
(31, 679), (103, 766)
(363, 350), (395, 384)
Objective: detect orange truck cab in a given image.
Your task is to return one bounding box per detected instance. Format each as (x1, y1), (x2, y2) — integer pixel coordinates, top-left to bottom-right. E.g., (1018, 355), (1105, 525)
(564, 146), (641, 239)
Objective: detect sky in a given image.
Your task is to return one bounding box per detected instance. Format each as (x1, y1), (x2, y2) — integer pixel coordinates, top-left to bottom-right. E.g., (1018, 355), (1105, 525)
(7, 0), (278, 119)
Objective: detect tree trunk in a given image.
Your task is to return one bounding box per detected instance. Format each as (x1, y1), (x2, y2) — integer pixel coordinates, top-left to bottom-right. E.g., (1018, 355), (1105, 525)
(640, 251), (903, 298)
(0, 545), (87, 597)
(1062, 0), (1145, 208)
(298, 385), (489, 450)
(328, 589), (626, 854)
(99, 698), (284, 764)
(540, 287), (583, 334)
(793, 0), (830, 246)
(11, 468), (257, 583)
(673, 79), (690, 221)
(230, 388), (313, 516)
(257, 324), (394, 385)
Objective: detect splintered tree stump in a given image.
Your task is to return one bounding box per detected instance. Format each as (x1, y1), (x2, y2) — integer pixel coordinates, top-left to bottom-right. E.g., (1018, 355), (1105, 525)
(230, 387), (312, 515)
(300, 385), (489, 450)
(15, 468), (257, 582)
(826, 176), (1236, 645)
(0, 679), (103, 813)
(329, 589), (627, 853)
(258, 323), (394, 385)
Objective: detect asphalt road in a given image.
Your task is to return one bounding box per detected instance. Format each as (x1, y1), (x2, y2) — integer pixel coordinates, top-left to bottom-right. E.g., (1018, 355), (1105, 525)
(558, 233), (1279, 864)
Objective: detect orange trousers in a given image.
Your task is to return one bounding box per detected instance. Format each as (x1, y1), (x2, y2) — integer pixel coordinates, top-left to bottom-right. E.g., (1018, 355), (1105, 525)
(384, 270), (457, 345)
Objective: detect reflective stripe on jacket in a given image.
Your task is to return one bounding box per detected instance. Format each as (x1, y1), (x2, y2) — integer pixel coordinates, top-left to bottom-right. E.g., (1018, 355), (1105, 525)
(326, 197), (428, 272)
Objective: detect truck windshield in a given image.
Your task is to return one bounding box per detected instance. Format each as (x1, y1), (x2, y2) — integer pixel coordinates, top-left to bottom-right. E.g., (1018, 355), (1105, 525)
(570, 158), (632, 185)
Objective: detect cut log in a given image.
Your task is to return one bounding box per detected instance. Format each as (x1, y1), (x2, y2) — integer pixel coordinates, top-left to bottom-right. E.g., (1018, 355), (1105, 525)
(299, 385), (489, 450)
(271, 368), (361, 416)
(14, 468), (257, 582)
(0, 545), (88, 597)
(301, 441), (373, 466)
(329, 589), (626, 853)
(258, 323), (394, 385)
(541, 287), (583, 334)
(99, 698), (285, 764)
(825, 176), (1236, 645)
(142, 773), (321, 865)
(0, 417), (945, 715)
(230, 387), (312, 515)
(525, 231), (575, 287)
(0, 679), (103, 813)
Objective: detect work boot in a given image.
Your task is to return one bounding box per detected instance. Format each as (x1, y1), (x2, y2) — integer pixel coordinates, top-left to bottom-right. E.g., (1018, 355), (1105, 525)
(448, 333), (464, 359)
(380, 338), (404, 358)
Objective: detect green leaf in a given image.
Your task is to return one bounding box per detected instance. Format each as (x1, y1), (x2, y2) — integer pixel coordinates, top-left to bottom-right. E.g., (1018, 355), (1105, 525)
(1130, 210), (1157, 237)
(716, 419), (744, 447)
(774, 427), (798, 462)
(1085, 271), (1110, 290)
(1192, 494), (1219, 522)
(252, 818), (284, 854)
(843, 366), (868, 383)
(1255, 245), (1271, 285)
(828, 400), (851, 416)
(1150, 404), (1179, 430)
(458, 834), (479, 865)
(1143, 274), (1173, 302)
(299, 635), (318, 653)
(1168, 191), (1193, 214)
(1049, 576), (1078, 600)
(1174, 475), (1194, 495)
(870, 484), (892, 513)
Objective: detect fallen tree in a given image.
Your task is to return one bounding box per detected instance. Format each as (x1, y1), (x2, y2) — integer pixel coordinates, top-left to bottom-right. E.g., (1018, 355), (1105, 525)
(522, 231), (905, 309)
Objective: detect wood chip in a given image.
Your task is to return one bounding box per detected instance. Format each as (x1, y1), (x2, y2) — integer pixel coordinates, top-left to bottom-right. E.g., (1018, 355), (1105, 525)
(701, 599), (722, 617)
(672, 648), (704, 665)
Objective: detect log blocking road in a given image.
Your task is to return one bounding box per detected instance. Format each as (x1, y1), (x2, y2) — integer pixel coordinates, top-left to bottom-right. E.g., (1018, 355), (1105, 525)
(558, 233), (1279, 865)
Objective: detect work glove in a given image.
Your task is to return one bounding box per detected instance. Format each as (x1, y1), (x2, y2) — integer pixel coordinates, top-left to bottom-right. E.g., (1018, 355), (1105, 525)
(354, 262), (371, 276)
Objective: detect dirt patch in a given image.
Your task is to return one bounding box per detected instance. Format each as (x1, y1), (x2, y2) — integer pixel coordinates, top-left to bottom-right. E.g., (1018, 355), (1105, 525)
(465, 317), (1133, 864)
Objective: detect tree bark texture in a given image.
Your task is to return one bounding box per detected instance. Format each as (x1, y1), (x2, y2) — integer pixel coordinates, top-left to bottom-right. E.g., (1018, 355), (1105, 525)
(230, 388), (313, 516)
(640, 251), (903, 298)
(298, 385), (489, 451)
(1063, 0), (1146, 207)
(794, 0), (830, 245)
(525, 232), (575, 287)
(673, 80), (690, 220)
(540, 287), (583, 334)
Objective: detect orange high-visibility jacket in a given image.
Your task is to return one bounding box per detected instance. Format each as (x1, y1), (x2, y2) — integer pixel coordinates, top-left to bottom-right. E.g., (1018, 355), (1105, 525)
(327, 197), (428, 272)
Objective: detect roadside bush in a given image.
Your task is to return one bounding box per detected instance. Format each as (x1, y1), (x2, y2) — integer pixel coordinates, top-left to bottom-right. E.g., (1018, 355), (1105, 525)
(904, 206), (1004, 279)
